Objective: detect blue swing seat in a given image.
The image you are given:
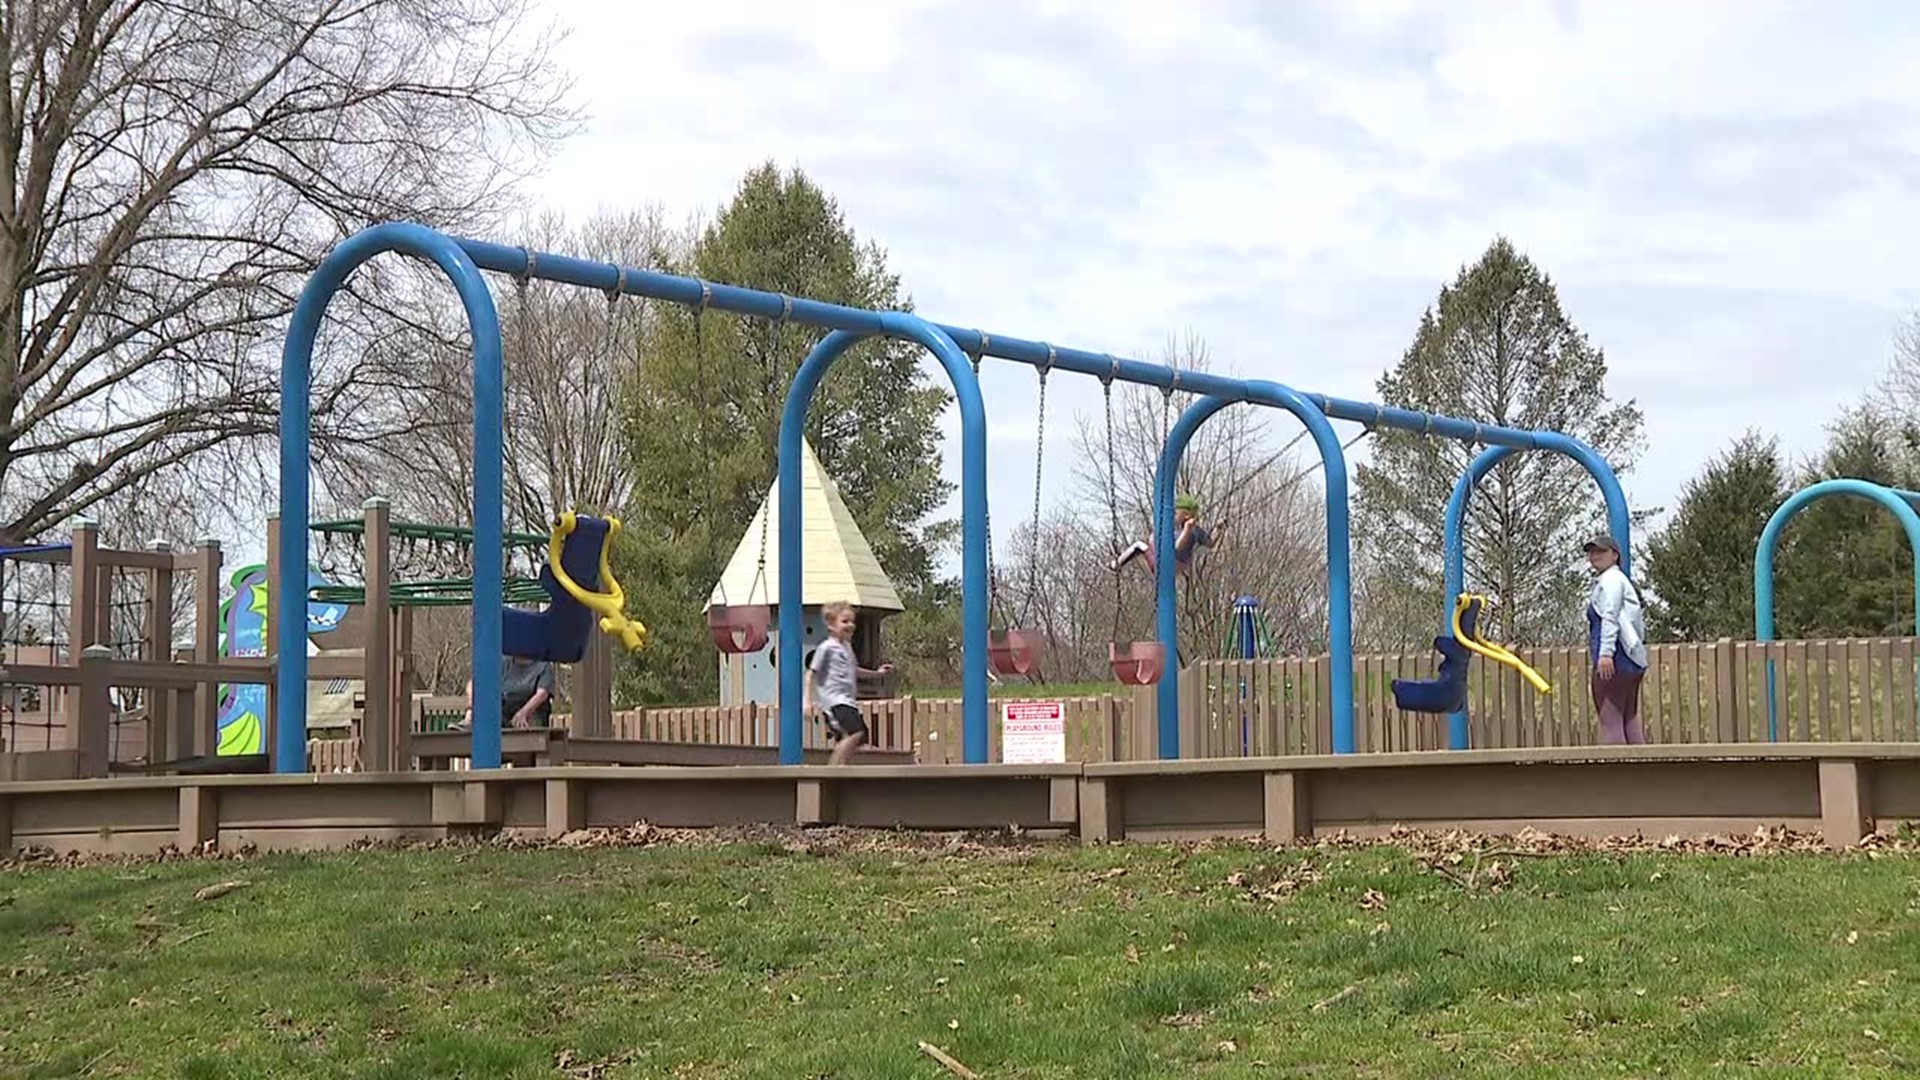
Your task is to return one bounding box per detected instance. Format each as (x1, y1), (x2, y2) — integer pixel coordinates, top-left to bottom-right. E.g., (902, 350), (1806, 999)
(501, 514), (614, 664)
(1391, 635), (1471, 714)
(1390, 596), (1485, 714)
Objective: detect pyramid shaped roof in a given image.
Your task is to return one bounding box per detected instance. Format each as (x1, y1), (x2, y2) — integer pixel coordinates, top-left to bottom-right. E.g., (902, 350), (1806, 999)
(707, 438), (903, 613)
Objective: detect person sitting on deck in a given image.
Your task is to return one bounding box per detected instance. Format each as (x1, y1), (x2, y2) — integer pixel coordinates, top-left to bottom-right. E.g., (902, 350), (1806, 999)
(452, 654), (556, 732)
(1109, 494), (1227, 575)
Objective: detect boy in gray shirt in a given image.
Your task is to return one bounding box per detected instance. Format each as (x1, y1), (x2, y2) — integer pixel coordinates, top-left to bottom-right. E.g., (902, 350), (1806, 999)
(454, 654), (557, 731)
(804, 601), (893, 765)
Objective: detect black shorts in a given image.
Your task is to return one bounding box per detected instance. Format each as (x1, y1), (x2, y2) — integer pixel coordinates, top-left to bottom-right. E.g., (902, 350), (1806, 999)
(827, 704), (867, 739)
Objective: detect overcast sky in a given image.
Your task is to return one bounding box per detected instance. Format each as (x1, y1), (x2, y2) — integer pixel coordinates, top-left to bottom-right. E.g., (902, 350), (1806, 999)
(527, 0), (1920, 564)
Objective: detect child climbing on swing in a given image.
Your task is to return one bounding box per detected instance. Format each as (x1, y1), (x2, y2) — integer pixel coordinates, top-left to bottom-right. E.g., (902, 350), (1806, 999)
(804, 600), (894, 766)
(1109, 494), (1227, 574)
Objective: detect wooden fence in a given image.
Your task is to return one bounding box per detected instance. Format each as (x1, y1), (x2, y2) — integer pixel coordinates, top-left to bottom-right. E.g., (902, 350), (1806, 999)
(297, 636), (1920, 769)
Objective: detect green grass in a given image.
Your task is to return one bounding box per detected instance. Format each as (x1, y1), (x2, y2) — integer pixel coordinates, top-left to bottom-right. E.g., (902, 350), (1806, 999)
(5, 832), (1920, 1077)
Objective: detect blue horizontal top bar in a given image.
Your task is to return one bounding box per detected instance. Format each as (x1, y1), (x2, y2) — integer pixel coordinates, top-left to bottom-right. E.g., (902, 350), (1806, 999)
(453, 235), (1557, 447)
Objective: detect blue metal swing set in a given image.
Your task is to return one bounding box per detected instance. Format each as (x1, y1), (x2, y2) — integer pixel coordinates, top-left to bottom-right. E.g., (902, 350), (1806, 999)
(272, 222), (1632, 773)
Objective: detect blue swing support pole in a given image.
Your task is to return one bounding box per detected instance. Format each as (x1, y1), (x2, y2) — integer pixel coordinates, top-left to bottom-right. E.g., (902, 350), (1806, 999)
(1754, 478), (1920, 742)
(277, 222), (1640, 769)
(1439, 440), (1633, 749)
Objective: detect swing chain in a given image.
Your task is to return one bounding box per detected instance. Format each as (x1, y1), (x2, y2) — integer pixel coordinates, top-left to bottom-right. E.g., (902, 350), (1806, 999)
(1025, 347), (1052, 617)
(689, 283), (726, 608)
(1100, 367), (1126, 640)
(752, 297), (791, 604)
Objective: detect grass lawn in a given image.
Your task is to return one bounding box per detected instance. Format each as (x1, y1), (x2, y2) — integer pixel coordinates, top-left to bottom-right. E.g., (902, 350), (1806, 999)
(5, 828), (1920, 1078)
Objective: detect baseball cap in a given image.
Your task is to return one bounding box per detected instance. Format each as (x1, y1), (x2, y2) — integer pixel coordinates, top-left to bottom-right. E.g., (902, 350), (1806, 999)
(1583, 534), (1620, 554)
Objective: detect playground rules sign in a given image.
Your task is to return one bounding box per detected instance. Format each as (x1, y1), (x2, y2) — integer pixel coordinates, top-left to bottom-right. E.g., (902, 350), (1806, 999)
(1001, 700), (1066, 764)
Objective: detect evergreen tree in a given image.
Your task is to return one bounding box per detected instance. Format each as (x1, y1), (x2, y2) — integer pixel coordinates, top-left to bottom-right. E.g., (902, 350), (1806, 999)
(1353, 238), (1647, 646)
(1641, 432), (1789, 641)
(1774, 406), (1918, 637)
(615, 163), (954, 702)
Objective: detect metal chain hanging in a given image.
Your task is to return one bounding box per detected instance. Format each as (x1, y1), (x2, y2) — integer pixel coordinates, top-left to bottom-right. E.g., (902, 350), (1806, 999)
(1101, 362), (1126, 639)
(689, 284), (723, 604)
(752, 297), (789, 606)
(1022, 348), (1052, 623)
(1158, 375), (1177, 514)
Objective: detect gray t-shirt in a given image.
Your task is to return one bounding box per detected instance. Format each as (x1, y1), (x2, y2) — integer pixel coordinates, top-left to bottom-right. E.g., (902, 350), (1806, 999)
(500, 656), (556, 719)
(809, 637), (859, 711)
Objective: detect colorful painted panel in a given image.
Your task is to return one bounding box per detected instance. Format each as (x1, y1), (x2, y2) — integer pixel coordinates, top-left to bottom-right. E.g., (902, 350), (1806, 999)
(215, 564), (348, 755)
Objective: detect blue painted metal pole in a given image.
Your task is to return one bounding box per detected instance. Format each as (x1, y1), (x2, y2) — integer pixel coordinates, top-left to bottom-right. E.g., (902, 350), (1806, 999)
(1155, 386), (1354, 756)
(1754, 478), (1920, 741)
(278, 223), (505, 772)
(1234, 596), (1257, 754)
(1439, 437), (1633, 750)
(452, 232), (1642, 456)
(1154, 396), (1228, 758)
(778, 317), (990, 763)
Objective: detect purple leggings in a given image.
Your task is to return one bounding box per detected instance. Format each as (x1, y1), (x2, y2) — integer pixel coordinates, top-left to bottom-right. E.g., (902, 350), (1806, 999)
(1590, 669), (1646, 744)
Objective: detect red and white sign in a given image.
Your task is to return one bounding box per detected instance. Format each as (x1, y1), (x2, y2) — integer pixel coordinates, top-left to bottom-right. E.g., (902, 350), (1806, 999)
(1002, 700), (1066, 764)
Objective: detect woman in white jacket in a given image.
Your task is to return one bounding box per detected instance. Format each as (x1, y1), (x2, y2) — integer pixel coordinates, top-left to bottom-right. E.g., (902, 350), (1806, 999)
(1584, 534), (1650, 744)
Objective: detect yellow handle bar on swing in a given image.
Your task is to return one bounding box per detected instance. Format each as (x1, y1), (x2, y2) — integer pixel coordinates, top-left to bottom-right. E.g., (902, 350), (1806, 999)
(548, 512), (648, 652)
(1450, 593), (1551, 694)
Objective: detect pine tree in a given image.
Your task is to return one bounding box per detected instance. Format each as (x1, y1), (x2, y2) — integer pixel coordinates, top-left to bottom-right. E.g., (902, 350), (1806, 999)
(1353, 238), (1647, 647)
(1641, 432), (1789, 641)
(1774, 406), (1918, 637)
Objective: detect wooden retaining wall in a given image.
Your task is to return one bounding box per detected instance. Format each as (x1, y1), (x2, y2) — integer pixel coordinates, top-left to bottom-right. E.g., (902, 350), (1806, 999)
(7, 745), (1920, 856)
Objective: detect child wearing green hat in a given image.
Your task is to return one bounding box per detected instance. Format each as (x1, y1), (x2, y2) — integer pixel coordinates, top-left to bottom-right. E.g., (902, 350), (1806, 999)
(1109, 494), (1226, 574)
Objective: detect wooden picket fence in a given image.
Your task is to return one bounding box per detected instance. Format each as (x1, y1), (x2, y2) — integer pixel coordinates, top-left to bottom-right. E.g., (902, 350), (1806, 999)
(1190, 636), (1920, 755)
(301, 635), (1920, 770)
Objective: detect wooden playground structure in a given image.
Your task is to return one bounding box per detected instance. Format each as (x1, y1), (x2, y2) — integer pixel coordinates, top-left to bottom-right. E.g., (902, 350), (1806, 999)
(3, 507), (1917, 856)
(0, 505), (918, 785)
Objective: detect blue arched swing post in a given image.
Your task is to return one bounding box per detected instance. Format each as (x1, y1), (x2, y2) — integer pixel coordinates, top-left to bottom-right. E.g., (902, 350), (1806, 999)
(278, 223), (507, 773)
(1152, 395), (1628, 759)
(778, 325), (989, 764)
(1754, 478), (1920, 742)
(1439, 441), (1633, 749)
(1153, 389), (1352, 756)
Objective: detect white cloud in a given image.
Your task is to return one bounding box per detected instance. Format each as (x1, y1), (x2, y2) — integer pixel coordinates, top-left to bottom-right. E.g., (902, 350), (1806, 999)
(527, 0), (1920, 570)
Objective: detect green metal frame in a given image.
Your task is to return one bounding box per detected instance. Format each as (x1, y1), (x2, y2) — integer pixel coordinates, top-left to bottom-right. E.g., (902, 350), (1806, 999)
(309, 517), (551, 549)
(309, 575), (552, 608)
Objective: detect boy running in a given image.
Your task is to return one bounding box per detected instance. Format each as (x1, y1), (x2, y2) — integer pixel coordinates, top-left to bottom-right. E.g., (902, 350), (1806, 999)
(804, 600), (895, 766)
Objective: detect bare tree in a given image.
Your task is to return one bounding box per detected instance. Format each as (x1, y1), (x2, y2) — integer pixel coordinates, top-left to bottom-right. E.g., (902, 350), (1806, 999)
(350, 207), (695, 531)
(0, 0), (578, 544)
(988, 332), (1333, 675)
(1876, 310), (1920, 432)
